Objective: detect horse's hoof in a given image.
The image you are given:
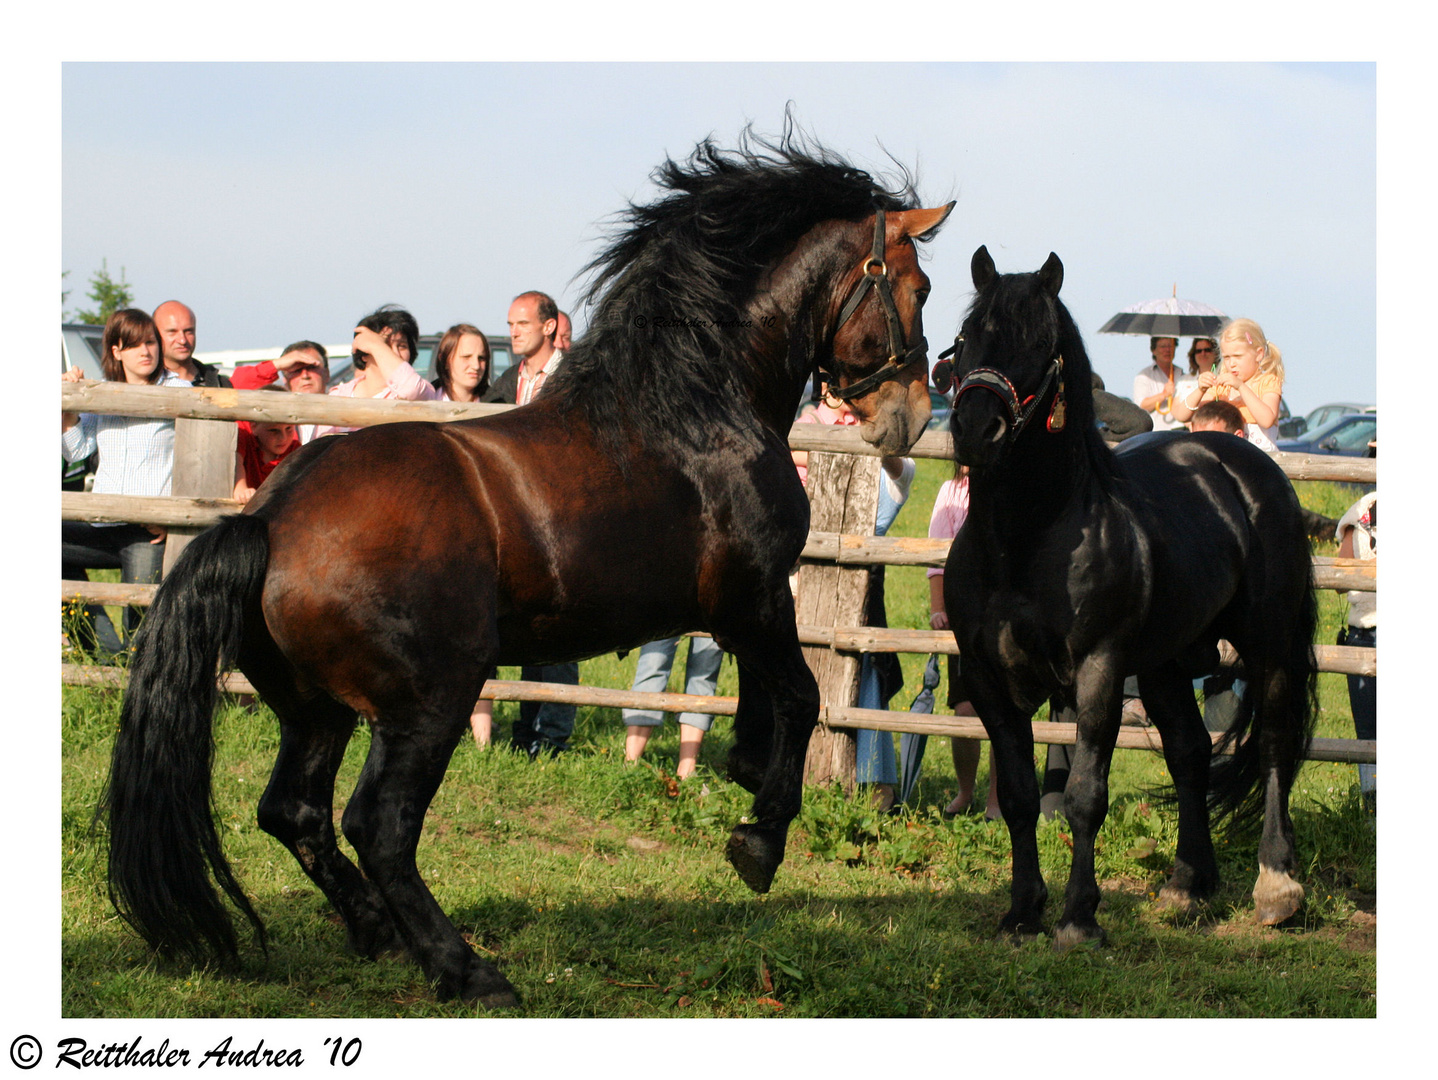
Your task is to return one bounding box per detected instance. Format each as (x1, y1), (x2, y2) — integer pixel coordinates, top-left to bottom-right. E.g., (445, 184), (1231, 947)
(725, 823), (786, 894)
(1253, 866), (1305, 926)
(997, 911), (1045, 940)
(438, 959), (522, 1010)
(1053, 922), (1106, 951)
(474, 985), (522, 1011)
(1155, 885), (1199, 921)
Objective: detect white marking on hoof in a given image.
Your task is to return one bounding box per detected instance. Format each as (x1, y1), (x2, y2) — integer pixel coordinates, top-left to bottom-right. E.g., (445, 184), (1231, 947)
(1155, 886), (1198, 919)
(1053, 923), (1103, 952)
(1253, 865), (1305, 925)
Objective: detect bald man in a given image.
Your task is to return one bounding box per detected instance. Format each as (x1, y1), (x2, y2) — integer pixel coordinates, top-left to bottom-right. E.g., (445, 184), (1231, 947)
(554, 310), (573, 351)
(152, 300), (232, 388)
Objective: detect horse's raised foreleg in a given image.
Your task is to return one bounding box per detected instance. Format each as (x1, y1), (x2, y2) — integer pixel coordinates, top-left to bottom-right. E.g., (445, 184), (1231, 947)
(1139, 663), (1219, 916)
(726, 660), (774, 795)
(341, 711), (519, 1009)
(721, 635), (819, 894)
(1053, 661), (1125, 949)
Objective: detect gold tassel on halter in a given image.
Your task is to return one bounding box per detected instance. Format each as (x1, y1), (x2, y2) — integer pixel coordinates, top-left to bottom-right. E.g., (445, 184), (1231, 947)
(1046, 357), (1067, 432)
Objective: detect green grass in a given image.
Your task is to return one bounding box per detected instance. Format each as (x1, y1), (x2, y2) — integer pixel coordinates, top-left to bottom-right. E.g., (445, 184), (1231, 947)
(59, 469), (1375, 1017)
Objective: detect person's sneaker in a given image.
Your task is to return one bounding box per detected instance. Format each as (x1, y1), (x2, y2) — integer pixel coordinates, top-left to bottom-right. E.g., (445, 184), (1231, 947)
(1120, 698), (1150, 727)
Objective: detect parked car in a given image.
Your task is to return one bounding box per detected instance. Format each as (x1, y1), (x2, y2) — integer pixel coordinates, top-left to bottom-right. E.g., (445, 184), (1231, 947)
(61, 322), (107, 380)
(1275, 411), (1377, 457)
(925, 388), (951, 432)
(1277, 401), (1373, 440)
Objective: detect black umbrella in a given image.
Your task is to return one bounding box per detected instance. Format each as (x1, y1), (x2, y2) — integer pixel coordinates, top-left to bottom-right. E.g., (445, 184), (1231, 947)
(897, 654), (942, 806)
(1098, 290), (1228, 340)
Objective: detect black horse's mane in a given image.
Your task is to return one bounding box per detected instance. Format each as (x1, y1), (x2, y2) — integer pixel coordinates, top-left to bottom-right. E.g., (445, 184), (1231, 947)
(965, 267), (1118, 487)
(544, 127), (919, 456)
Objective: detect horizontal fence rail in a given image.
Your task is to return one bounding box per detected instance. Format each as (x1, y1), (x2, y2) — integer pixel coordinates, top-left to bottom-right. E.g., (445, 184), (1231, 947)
(61, 381), (1377, 483)
(60, 580), (1377, 679)
(59, 664), (1375, 766)
(59, 497), (1378, 595)
(59, 381), (1379, 773)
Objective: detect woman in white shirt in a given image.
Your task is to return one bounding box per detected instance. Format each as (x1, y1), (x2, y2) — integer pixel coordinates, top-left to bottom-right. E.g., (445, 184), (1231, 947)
(62, 308), (190, 657)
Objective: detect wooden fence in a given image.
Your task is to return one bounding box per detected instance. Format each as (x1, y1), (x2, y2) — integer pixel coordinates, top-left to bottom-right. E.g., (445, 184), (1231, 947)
(60, 381), (1377, 772)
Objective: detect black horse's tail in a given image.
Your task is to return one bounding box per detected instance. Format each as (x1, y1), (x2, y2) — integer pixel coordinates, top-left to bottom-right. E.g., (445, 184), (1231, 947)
(1207, 520), (1319, 825)
(103, 513), (270, 963)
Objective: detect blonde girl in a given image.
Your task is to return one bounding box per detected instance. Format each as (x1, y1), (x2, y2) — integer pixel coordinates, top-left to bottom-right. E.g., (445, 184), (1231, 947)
(1172, 318), (1284, 447)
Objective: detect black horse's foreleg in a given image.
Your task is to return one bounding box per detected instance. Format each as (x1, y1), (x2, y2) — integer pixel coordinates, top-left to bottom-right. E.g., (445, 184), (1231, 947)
(1053, 663), (1124, 949)
(1139, 663), (1219, 915)
(722, 636), (819, 895)
(255, 699), (401, 959)
(968, 667), (1048, 935)
(726, 660), (775, 795)
(341, 713), (519, 1009)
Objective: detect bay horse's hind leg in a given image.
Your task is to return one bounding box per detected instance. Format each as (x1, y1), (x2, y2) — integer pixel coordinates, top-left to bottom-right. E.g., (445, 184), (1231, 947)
(256, 698), (402, 958)
(721, 633), (819, 894)
(1138, 662), (1220, 917)
(341, 706), (520, 1008)
(241, 632), (401, 957)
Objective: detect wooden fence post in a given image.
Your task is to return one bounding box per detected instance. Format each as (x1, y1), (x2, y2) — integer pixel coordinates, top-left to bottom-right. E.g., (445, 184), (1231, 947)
(162, 416), (237, 575)
(799, 450), (880, 790)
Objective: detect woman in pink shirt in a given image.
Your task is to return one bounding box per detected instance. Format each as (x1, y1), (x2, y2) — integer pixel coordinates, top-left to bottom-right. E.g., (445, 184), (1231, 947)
(313, 309), (439, 438)
(925, 469), (1001, 818)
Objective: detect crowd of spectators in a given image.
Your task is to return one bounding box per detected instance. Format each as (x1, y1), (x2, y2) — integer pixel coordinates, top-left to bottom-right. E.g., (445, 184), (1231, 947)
(63, 302), (1371, 814)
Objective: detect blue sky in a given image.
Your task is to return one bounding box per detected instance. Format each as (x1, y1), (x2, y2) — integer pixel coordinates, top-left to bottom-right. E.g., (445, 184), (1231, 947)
(61, 61), (1374, 414)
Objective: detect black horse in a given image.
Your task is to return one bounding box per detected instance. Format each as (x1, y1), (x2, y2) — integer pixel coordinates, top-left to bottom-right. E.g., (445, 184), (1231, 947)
(103, 131), (953, 1006)
(939, 246), (1315, 947)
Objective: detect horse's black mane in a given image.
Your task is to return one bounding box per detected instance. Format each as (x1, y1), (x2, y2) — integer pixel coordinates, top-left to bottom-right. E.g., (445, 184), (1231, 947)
(965, 267), (1118, 486)
(544, 126), (919, 455)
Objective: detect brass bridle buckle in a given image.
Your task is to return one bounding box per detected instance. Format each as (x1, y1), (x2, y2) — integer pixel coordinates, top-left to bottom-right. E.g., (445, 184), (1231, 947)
(820, 208), (922, 403)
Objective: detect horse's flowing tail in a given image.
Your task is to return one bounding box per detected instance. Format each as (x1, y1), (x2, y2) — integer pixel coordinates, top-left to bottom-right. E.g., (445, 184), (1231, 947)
(1207, 533), (1319, 825)
(103, 514), (270, 963)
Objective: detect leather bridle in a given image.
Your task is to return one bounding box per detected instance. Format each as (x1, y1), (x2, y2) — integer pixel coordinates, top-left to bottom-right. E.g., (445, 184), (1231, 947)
(817, 208), (928, 402)
(934, 335), (1068, 441)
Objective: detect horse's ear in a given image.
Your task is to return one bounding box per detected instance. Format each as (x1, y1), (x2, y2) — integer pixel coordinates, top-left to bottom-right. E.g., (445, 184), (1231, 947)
(1038, 252), (1063, 296)
(891, 201), (955, 240)
(971, 246), (996, 291)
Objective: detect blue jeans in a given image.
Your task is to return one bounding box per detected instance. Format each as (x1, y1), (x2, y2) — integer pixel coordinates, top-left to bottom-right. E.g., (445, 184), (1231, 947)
(62, 520), (165, 656)
(511, 662), (578, 757)
(855, 655), (897, 785)
(621, 636), (724, 731)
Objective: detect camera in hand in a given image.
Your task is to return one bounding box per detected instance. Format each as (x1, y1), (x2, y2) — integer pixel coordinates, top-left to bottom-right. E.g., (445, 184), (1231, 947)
(352, 350), (369, 371)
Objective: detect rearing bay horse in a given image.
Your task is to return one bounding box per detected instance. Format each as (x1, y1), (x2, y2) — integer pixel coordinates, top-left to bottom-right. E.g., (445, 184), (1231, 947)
(104, 134), (953, 1006)
(939, 247), (1315, 948)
